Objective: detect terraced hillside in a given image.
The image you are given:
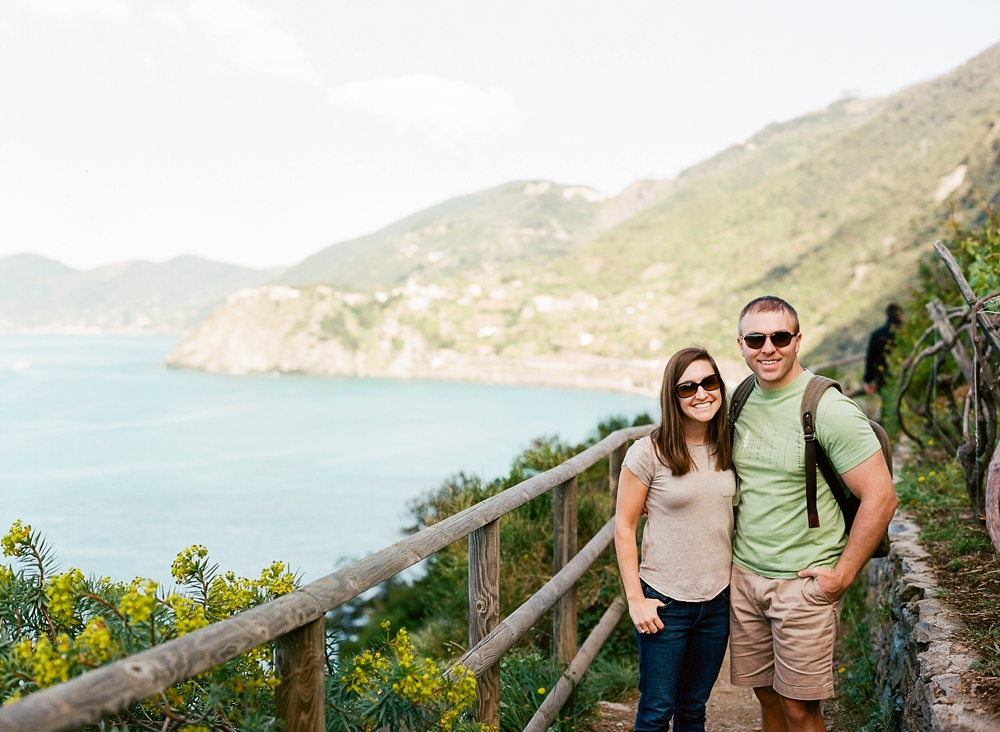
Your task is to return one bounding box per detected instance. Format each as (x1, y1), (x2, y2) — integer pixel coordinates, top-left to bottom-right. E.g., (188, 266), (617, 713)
(168, 42), (1000, 390)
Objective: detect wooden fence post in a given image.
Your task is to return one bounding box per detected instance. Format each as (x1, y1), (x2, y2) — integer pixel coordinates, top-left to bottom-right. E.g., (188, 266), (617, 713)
(553, 476), (578, 665)
(927, 299), (976, 385)
(609, 444), (626, 513)
(275, 617), (326, 732)
(934, 241), (1000, 359)
(468, 519), (501, 728)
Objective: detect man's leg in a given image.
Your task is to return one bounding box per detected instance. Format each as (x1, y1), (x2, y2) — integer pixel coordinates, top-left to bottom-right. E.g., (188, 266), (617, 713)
(768, 576), (842, 732)
(752, 686), (787, 732)
(777, 696), (825, 732)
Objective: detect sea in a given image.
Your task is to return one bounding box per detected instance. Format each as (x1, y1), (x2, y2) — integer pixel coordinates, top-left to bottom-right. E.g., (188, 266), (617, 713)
(0, 335), (656, 585)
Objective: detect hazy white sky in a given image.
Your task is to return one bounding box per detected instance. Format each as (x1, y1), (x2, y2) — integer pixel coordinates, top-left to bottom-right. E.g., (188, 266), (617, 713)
(3, 1), (1000, 270)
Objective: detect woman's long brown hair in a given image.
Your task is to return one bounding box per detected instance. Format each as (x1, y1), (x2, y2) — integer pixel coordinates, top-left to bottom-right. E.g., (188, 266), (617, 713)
(650, 346), (732, 475)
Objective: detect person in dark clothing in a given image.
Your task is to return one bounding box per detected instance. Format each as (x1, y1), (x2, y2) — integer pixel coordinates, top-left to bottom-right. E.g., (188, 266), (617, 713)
(864, 303), (904, 394)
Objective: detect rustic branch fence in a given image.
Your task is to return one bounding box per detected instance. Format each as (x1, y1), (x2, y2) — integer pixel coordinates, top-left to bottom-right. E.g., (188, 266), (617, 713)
(895, 240), (1000, 551)
(0, 425), (654, 732)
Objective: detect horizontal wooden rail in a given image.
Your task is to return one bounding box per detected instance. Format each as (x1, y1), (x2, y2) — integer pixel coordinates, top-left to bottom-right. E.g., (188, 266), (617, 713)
(524, 596), (627, 732)
(454, 517), (617, 677)
(0, 424), (654, 732)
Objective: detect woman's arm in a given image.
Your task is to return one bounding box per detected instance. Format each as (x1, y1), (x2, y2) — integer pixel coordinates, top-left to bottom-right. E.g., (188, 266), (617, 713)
(614, 466), (665, 634)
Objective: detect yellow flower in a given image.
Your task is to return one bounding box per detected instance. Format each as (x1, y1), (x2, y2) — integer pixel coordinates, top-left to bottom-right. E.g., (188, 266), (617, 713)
(76, 617), (115, 665)
(0, 564), (15, 584)
(537, 687), (546, 695)
(918, 476), (926, 482)
(46, 568), (85, 628)
(171, 545), (209, 583)
(167, 595), (209, 636)
(929, 471), (936, 477)
(838, 667), (846, 673)
(119, 579), (158, 623)
(2, 691), (22, 706)
(2, 520), (31, 557)
(395, 627), (415, 668)
(29, 634), (73, 687)
(258, 561), (296, 599)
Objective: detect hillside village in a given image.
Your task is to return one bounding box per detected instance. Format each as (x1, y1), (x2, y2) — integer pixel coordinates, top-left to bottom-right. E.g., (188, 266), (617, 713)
(2, 43), (999, 394)
(165, 42), (1000, 390)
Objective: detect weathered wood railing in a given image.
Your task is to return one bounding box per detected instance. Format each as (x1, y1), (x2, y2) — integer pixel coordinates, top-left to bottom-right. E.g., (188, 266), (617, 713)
(0, 424), (654, 732)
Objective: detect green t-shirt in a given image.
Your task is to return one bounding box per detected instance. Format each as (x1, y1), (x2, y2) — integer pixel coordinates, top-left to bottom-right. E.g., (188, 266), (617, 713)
(732, 370), (881, 578)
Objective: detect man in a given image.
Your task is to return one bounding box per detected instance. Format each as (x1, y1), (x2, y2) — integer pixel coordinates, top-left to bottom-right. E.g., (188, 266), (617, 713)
(729, 296), (898, 732)
(864, 303), (905, 395)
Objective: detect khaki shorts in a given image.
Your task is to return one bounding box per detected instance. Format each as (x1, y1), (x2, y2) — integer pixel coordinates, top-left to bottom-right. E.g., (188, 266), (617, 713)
(729, 562), (843, 700)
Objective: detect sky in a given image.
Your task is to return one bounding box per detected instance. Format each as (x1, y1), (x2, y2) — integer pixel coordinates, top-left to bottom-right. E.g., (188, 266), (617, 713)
(2, 1), (1000, 271)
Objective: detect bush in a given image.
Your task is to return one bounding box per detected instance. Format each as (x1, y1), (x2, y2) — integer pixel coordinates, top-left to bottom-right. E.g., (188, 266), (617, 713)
(0, 523), (487, 732)
(0, 522), (295, 729)
(0, 413), (652, 730)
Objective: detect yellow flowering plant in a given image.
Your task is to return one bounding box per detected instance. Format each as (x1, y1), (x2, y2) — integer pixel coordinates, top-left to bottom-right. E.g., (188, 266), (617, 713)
(327, 621), (487, 732)
(0, 521), (297, 730)
(0, 522), (490, 732)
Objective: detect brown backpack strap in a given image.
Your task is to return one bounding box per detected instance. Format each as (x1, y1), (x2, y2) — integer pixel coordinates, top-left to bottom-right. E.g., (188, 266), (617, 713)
(801, 376), (843, 530)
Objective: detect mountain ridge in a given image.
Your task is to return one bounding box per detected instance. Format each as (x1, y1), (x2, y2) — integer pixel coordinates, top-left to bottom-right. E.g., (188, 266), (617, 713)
(0, 253), (283, 334)
(167, 41), (1000, 389)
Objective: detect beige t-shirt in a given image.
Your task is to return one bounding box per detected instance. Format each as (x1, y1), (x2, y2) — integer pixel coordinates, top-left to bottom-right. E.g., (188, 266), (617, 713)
(623, 435), (736, 602)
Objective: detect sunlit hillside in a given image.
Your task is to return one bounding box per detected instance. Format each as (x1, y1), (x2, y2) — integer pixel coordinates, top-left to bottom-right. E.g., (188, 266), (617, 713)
(168, 42), (1000, 389)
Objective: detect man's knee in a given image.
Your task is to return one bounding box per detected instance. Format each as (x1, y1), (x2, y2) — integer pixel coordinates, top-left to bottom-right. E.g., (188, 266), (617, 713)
(778, 696), (821, 724)
(754, 685), (782, 709)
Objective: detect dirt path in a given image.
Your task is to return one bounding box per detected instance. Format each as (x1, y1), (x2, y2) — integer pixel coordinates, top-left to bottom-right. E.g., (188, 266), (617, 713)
(590, 650), (762, 732)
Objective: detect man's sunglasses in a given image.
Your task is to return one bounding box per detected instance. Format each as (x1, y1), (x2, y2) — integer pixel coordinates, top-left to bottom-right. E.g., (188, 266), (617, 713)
(740, 331), (798, 350)
(675, 374), (721, 399)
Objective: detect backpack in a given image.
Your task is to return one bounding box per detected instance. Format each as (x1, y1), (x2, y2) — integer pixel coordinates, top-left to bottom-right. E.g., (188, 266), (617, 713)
(729, 374), (892, 559)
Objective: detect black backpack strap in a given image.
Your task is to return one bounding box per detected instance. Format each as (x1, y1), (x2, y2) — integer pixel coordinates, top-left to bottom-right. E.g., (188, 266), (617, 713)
(800, 376), (843, 530)
(728, 374), (757, 438)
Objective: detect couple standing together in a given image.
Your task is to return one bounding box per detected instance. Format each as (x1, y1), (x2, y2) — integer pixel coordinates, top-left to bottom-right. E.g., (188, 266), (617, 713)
(614, 295), (898, 732)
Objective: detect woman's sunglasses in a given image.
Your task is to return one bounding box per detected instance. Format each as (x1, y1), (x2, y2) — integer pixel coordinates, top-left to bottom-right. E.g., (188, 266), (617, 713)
(675, 374), (721, 399)
(740, 331), (797, 350)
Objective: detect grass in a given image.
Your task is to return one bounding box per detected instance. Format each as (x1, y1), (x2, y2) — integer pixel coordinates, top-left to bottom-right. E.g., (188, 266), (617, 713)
(828, 446), (1000, 729)
(828, 580), (896, 732)
(497, 649), (638, 732)
(890, 454), (1000, 711)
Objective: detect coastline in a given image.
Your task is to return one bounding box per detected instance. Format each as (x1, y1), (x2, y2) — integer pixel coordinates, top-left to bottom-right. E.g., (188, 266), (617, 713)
(165, 350), (754, 397)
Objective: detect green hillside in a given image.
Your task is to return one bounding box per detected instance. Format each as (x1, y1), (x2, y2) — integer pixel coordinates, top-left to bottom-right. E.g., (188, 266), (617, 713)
(169, 42), (1000, 386)
(278, 180), (639, 289)
(551, 43), (1000, 359)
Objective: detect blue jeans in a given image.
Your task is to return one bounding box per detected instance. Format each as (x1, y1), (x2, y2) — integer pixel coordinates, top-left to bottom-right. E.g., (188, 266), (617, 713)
(634, 581), (730, 732)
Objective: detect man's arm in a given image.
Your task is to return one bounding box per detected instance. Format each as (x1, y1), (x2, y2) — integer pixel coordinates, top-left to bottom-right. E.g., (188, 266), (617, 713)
(797, 449), (898, 600)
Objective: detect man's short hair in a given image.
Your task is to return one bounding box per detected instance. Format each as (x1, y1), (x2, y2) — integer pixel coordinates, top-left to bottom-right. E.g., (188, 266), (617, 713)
(886, 303), (903, 323)
(738, 296), (800, 334)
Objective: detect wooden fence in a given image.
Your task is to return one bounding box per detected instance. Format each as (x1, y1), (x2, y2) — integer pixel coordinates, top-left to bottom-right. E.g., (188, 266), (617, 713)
(0, 424), (654, 732)
(894, 241), (1000, 550)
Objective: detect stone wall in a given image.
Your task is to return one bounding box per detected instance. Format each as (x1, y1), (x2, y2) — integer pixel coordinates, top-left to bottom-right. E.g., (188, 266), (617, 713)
(867, 512), (999, 731)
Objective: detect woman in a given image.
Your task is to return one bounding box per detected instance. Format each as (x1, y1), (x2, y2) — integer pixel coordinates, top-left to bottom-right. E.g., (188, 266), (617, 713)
(614, 346), (736, 732)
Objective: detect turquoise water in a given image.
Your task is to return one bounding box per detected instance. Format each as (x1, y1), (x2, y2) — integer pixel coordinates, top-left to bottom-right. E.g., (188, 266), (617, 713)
(0, 336), (655, 584)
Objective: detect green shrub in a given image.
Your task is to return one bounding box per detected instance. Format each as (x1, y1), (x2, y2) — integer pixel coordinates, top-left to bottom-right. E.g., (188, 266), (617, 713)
(0, 522), (294, 729)
(0, 523), (486, 732)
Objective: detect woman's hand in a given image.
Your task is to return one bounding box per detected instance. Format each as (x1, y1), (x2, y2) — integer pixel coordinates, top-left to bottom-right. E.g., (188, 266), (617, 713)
(628, 596), (665, 635)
